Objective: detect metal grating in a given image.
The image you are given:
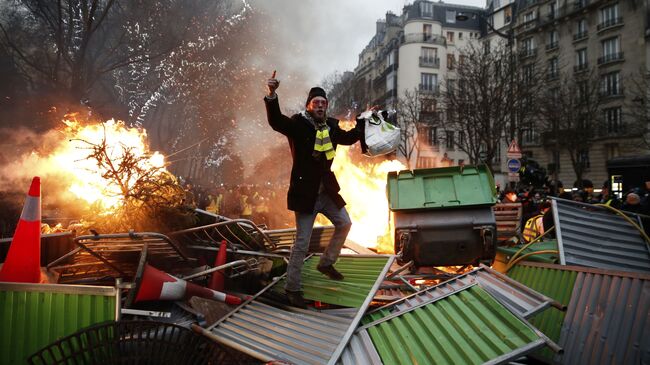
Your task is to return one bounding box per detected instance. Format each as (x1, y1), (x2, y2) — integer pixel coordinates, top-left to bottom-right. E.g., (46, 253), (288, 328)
(338, 329), (382, 365)
(276, 256), (392, 308)
(555, 268), (650, 365)
(199, 255), (393, 365)
(0, 283), (118, 365)
(507, 262), (578, 362)
(362, 285), (546, 365)
(47, 232), (196, 283)
(552, 198), (650, 273)
(370, 265), (559, 320)
(212, 301), (352, 364)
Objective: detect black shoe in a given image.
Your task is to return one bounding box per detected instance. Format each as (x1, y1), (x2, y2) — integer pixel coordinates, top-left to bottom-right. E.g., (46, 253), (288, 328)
(317, 264), (344, 281)
(285, 290), (307, 309)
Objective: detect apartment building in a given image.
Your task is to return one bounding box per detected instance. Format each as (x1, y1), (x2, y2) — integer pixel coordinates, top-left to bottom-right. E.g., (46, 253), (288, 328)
(352, 1), (484, 169)
(512, 0), (649, 188)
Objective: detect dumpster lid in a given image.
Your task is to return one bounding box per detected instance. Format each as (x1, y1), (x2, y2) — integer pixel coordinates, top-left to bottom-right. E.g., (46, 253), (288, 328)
(387, 165), (497, 211)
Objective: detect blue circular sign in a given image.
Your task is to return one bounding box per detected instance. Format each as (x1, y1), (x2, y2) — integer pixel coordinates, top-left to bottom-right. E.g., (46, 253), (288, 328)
(507, 159), (521, 173)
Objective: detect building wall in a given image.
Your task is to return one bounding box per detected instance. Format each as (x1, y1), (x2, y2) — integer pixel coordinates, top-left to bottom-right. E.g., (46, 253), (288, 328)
(516, 0), (649, 188)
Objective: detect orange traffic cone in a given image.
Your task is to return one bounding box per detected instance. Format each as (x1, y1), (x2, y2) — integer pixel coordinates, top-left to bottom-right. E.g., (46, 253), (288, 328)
(208, 240), (227, 291)
(135, 264), (242, 305)
(0, 177), (41, 283)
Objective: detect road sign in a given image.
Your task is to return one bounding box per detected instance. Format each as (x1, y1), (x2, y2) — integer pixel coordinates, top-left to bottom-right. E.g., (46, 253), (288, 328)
(507, 158), (521, 173)
(508, 172), (520, 182)
(506, 139), (522, 159)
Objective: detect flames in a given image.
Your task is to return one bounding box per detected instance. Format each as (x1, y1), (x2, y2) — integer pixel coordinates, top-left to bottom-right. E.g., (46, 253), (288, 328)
(330, 146), (405, 253)
(53, 117), (168, 212)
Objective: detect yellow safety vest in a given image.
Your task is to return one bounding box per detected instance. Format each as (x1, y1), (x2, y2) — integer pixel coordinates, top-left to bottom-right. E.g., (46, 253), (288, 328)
(523, 214), (544, 243)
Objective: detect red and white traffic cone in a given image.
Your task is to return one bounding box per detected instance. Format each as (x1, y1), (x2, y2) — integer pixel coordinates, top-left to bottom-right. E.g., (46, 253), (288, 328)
(0, 177), (42, 283)
(208, 240), (227, 291)
(135, 264), (242, 305)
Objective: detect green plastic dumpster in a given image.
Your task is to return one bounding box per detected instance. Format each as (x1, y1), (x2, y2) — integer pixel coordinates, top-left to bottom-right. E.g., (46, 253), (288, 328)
(387, 165), (498, 267)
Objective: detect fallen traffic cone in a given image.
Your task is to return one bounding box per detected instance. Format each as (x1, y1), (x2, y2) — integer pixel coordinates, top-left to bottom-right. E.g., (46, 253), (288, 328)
(0, 177), (41, 283)
(208, 240), (227, 291)
(135, 264), (242, 305)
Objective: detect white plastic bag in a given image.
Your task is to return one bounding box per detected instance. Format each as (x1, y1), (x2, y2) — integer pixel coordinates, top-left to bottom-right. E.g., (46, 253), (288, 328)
(359, 110), (400, 157)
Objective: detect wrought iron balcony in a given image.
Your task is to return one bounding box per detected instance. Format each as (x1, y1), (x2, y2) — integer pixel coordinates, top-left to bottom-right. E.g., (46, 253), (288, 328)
(418, 84), (440, 95)
(597, 52), (624, 66)
(573, 63), (589, 73)
(573, 31), (588, 42)
(419, 57), (440, 68)
(545, 42), (558, 51)
(597, 17), (623, 32)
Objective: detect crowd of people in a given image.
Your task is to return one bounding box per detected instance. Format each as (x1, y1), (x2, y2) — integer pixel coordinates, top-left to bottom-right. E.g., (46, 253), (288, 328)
(497, 181), (650, 243)
(181, 181), (294, 229)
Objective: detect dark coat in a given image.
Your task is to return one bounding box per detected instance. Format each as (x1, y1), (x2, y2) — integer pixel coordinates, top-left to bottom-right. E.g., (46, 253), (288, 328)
(264, 96), (360, 213)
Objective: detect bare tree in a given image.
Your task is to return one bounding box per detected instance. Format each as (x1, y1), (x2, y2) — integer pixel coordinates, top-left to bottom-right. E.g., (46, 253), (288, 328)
(440, 40), (546, 167)
(625, 69), (650, 150)
(395, 88), (426, 169)
(538, 69), (601, 188)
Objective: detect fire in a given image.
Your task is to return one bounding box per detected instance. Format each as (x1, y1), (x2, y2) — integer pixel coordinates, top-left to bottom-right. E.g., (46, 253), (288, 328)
(330, 146), (405, 253)
(55, 117), (167, 212)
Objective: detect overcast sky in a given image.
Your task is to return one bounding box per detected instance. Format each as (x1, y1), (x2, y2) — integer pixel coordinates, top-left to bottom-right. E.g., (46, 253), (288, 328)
(251, 0), (486, 85)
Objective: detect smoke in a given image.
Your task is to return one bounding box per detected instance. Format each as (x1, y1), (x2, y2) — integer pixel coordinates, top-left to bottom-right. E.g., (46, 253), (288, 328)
(0, 126), (84, 212)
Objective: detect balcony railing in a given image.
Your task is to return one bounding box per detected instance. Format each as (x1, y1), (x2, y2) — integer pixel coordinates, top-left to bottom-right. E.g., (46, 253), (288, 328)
(599, 87), (624, 99)
(546, 72), (560, 81)
(522, 17), (539, 29)
(573, 62), (589, 73)
(573, 31), (588, 42)
(574, 0), (589, 10)
(419, 57), (440, 68)
(597, 52), (624, 65)
(401, 33), (446, 46)
(597, 17), (623, 32)
(519, 48), (538, 59)
(419, 84), (440, 95)
(546, 42), (559, 51)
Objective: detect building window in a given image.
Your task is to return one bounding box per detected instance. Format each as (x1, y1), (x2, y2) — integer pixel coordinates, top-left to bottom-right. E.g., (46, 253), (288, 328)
(386, 74), (396, 91)
(549, 1), (557, 19)
(577, 18), (587, 34)
(548, 57), (559, 79)
(523, 64), (535, 84)
(458, 131), (465, 147)
(600, 71), (621, 97)
(604, 107), (622, 133)
(600, 37), (621, 64)
(420, 73), (438, 92)
(421, 98), (437, 112)
(599, 3), (619, 26)
(421, 47), (437, 60)
(521, 37), (536, 57)
(428, 126), (438, 145)
(447, 79), (456, 94)
(577, 149), (590, 168)
(387, 50), (396, 66)
(459, 32), (463, 40)
(446, 131), (455, 149)
(524, 11), (536, 23)
(447, 54), (456, 69)
(423, 24), (432, 40)
(447, 31), (455, 43)
(504, 6), (512, 24)
(576, 81), (589, 103)
(420, 2), (433, 17)
(576, 48), (587, 68)
(547, 30), (558, 49)
(523, 123), (536, 144)
(446, 10), (456, 23)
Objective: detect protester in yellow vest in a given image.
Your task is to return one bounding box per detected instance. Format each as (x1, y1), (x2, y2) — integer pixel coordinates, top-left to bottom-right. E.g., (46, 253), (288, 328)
(522, 202), (551, 243)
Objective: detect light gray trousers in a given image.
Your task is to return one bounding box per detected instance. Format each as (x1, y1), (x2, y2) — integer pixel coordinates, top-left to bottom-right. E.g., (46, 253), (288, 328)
(284, 192), (352, 292)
